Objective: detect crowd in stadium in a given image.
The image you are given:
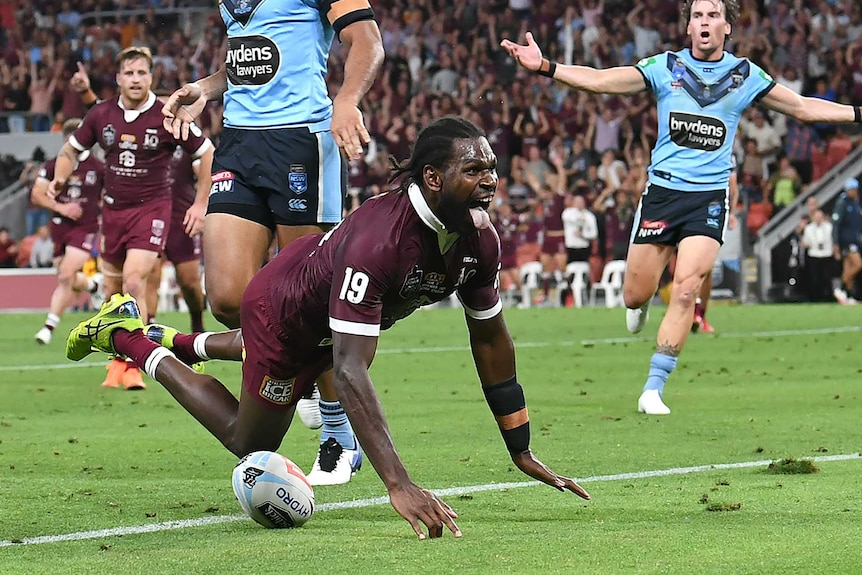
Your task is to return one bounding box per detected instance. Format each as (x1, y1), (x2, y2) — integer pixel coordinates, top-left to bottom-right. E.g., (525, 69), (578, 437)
(2, 0), (861, 303)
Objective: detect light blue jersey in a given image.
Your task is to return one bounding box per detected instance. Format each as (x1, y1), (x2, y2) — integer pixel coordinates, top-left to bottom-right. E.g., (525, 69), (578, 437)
(636, 49), (775, 192)
(220, 0), (365, 130)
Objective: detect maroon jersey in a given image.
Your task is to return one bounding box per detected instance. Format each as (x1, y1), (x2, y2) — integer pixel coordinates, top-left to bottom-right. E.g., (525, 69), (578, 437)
(264, 184), (502, 347)
(170, 146), (197, 214)
(542, 193), (566, 233)
(38, 152), (104, 227)
(494, 214), (519, 260)
(69, 93), (210, 209)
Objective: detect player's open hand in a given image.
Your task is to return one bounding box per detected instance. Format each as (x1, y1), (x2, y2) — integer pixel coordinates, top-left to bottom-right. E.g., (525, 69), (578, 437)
(388, 483), (462, 540)
(162, 83), (206, 141)
(183, 202), (206, 237)
(511, 450), (591, 500)
(500, 32), (544, 72)
(331, 95), (370, 162)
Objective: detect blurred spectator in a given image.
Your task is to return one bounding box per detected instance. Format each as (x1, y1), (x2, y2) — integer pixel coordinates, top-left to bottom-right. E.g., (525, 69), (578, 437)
(801, 209), (834, 302)
(29, 224), (54, 268)
(764, 157), (802, 212)
(0, 227), (18, 268)
(562, 193), (597, 264)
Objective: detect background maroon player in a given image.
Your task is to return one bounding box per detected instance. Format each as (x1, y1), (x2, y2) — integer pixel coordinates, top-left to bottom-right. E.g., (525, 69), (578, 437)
(145, 145), (209, 332)
(69, 116), (590, 539)
(32, 118), (105, 345)
(49, 46), (214, 390)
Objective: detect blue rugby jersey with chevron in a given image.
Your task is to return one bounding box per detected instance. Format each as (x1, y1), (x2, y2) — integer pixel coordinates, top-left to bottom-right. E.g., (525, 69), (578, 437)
(219, 0), (335, 129)
(636, 49), (775, 192)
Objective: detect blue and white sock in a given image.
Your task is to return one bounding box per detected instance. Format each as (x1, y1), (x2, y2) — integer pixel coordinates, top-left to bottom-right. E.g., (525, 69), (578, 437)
(642, 353), (678, 397)
(320, 400), (357, 450)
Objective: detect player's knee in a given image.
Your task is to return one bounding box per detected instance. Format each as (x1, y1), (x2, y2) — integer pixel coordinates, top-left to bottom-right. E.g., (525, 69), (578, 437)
(123, 273), (147, 298)
(56, 267), (76, 286)
(209, 298), (241, 329)
(670, 275), (700, 307)
(623, 285), (651, 309)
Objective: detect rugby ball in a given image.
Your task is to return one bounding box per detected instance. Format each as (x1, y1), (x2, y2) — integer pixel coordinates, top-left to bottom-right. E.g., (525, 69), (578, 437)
(232, 451), (315, 528)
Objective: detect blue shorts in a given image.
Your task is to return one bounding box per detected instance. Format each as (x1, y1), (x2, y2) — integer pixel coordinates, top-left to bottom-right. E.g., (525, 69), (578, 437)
(208, 126), (347, 228)
(631, 183), (729, 246)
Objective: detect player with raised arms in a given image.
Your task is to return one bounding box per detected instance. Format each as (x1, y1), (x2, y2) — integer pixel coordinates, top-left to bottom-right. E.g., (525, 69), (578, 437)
(502, 0), (862, 414)
(66, 116), (591, 539)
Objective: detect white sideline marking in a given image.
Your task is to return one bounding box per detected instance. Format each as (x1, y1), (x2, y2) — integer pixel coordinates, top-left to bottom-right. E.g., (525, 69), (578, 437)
(1, 453), (858, 548)
(2, 325), (859, 373)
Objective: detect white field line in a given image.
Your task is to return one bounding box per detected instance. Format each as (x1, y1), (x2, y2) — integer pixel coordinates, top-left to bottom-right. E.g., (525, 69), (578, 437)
(1, 453), (858, 548)
(1, 325), (859, 373)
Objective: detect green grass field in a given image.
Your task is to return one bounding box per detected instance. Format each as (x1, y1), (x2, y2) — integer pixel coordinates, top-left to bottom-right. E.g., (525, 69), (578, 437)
(1, 303), (861, 574)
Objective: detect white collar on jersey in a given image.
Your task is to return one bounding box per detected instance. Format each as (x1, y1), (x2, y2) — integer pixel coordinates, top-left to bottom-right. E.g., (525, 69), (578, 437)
(408, 182), (460, 254)
(117, 91), (156, 123)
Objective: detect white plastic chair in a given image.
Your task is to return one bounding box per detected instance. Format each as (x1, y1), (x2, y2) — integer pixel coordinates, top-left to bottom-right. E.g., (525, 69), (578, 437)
(589, 259), (626, 308)
(565, 261), (591, 308)
(518, 261), (544, 308)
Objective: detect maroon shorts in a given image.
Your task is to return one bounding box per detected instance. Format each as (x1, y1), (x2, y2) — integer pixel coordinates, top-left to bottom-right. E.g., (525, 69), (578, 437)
(100, 200), (172, 266)
(50, 218), (98, 258)
(500, 251), (518, 270)
(163, 208), (202, 265)
(541, 235), (566, 256)
(240, 269), (332, 411)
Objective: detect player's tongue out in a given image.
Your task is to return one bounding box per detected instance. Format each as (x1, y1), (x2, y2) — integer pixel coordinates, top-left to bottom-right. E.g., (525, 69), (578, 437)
(469, 207), (491, 230)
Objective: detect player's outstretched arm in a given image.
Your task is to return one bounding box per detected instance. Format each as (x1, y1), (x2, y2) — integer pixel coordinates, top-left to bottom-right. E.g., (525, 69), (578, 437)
(47, 142), (81, 199)
(500, 31), (645, 95)
(331, 331), (462, 540)
(161, 69), (227, 141)
(466, 314), (591, 500)
(331, 20), (385, 162)
(761, 83), (861, 124)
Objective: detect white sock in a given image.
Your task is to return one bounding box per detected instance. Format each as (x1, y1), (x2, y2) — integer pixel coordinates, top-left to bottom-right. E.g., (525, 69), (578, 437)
(143, 348), (176, 379)
(45, 313), (61, 328)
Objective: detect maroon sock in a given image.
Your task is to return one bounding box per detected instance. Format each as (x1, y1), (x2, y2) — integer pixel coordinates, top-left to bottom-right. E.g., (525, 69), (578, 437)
(694, 302), (705, 317)
(112, 329), (160, 368)
(190, 311), (204, 333)
(171, 333), (205, 365)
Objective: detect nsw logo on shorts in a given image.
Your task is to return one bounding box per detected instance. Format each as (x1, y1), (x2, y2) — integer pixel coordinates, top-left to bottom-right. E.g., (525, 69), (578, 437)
(259, 375), (295, 405)
(707, 202), (723, 217)
(289, 164), (307, 194)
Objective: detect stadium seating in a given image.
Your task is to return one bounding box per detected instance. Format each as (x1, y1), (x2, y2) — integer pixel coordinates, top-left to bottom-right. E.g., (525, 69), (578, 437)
(590, 260), (626, 308)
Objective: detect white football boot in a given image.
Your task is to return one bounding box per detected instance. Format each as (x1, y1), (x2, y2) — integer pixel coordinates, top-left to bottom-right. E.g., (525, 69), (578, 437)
(306, 437), (363, 486)
(637, 389), (671, 415)
(35, 326), (52, 345)
(626, 301), (651, 334)
(296, 384), (322, 429)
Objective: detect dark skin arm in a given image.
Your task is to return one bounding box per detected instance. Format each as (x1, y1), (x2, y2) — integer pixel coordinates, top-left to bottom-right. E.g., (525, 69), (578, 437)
(331, 331), (461, 540)
(465, 313), (591, 499)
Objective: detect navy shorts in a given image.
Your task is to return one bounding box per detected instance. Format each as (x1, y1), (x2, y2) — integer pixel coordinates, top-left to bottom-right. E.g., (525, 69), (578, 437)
(208, 126), (347, 228)
(631, 183), (729, 246)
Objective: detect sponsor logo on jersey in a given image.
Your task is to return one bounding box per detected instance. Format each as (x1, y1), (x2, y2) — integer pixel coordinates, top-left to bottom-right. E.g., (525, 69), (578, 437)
(288, 164), (307, 194)
(85, 170), (97, 185)
(288, 198), (307, 212)
(399, 265), (423, 298)
(102, 124), (116, 146)
(706, 218), (720, 229)
(225, 35), (279, 85)
(222, 0), (264, 27)
(259, 375), (295, 405)
(669, 111), (727, 152)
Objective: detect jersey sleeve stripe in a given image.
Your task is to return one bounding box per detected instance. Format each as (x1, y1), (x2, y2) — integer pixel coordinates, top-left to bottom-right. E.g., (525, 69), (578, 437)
(329, 317), (381, 337)
(462, 299), (503, 321)
(68, 135), (87, 152)
(190, 139), (213, 160)
(633, 66), (651, 93)
(752, 80), (776, 103)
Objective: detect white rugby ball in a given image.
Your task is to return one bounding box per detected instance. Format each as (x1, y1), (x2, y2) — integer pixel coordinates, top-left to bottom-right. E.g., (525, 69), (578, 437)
(232, 451), (315, 528)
